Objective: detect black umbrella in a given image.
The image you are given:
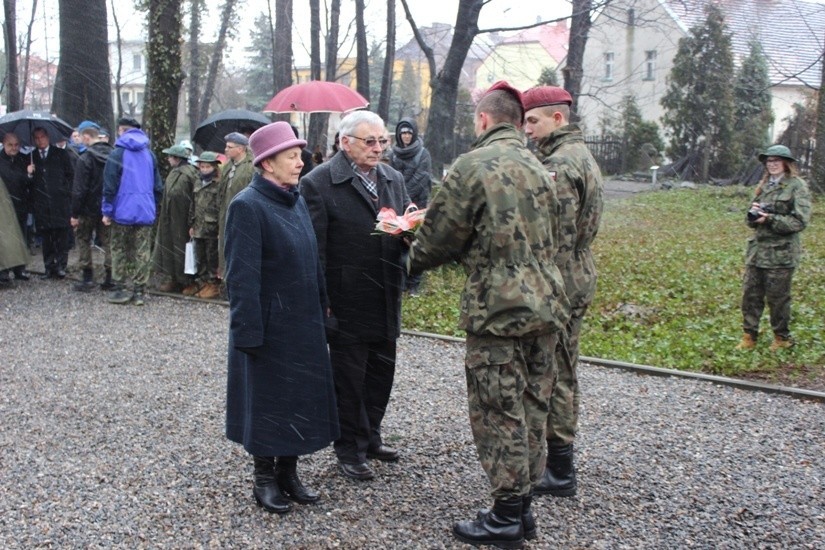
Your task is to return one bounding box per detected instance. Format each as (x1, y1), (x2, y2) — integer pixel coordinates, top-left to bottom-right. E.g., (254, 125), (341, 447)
(192, 109), (271, 152)
(0, 109), (74, 149)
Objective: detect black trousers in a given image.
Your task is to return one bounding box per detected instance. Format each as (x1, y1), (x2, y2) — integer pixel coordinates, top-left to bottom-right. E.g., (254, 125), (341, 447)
(41, 227), (69, 273)
(330, 337), (397, 464)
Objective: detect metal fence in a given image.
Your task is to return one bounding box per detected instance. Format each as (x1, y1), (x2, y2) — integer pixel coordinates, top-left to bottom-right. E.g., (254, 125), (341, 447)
(584, 135), (623, 175)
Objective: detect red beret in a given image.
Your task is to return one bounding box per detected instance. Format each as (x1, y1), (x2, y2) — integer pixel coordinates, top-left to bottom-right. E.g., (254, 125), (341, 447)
(522, 86), (573, 111)
(483, 80), (524, 116)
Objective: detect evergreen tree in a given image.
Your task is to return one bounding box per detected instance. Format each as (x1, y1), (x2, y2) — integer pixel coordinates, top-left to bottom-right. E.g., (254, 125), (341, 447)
(734, 40), (774, 160)
(661, 4), (737, 179)
(537, 66), (559, 87)
(244, 14), (275, 111)
(621, 95), (663, 171)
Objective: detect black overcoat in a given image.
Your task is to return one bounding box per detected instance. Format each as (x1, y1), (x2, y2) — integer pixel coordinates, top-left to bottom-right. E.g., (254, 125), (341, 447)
(300, 152), (410, 342)
(224, 174), (339, 457)
(0, 150), (31, 225)
(31, 146), (74, 229)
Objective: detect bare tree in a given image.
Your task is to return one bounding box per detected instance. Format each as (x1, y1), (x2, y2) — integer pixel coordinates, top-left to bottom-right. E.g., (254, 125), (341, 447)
(307, 0), (325, 151)
(110, 0), (124, 118)
(273, 0), (293, 93)
(376, 0), (395, 121)
(354, 0), (369, 102)
(20, 0), (38, 109)
(144, 0), (185, 176)
(3, 0), (21, 110)
(197, 0), (238, 121)
(187, 0), (203, 131)
(564, 0), (594, 113)
(52, 0), (114, 128)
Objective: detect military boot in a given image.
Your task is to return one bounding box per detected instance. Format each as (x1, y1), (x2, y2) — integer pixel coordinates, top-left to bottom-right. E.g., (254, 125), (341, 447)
(453, 497), (524, 549)
(477, 492), (536, 541)
(100, 268), (116, 291)
(107, 286), (133, 305)
(534, 443), (577, 497)
(276, 456), (320, 504)
(769, 335), (794, 351)
(73, 268), (96, 292)
(132, 285), (145, 306)
(252, 456), (292, 514)
(735, 333), (756, 350)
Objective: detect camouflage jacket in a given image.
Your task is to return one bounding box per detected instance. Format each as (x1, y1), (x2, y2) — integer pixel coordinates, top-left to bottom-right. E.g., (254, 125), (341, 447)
(218, 151), (256, 271)
(534, 124), (604, 308)
(408, 123), (570, 337)
(189, 173), (222, 238)
(745, 175), (812, 268)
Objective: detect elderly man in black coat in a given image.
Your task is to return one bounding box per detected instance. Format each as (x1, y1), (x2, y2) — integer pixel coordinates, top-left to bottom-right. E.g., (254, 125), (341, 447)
(0, 132), (32, 281)
(301, 110), (410, 481)
(29, 127), (74, 278)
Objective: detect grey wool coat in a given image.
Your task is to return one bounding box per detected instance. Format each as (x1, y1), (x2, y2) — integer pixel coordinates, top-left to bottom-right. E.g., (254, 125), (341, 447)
(224, 174), (339, 457)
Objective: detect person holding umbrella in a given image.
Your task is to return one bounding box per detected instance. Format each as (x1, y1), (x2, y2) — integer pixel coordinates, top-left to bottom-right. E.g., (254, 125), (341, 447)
(28, 126), (74, 279)
(0, 132), (32, 281)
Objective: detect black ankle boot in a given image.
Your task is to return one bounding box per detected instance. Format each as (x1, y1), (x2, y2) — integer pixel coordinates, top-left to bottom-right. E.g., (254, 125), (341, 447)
(276, 457), (320, 504)
(74, 268), (96, 292)
(100, 268), (115, 290)
(476, 492), (536, 541)
(534, 443), (577, 497)
(454, 497), (524, 549)
(252, 456), (292, 514)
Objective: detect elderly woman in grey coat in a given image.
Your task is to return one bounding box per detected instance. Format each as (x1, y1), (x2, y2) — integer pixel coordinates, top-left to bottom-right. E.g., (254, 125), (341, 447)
(224, 121), (338, 514)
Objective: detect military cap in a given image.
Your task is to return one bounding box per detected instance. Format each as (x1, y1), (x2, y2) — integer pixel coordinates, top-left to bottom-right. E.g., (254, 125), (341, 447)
(194, 151), (222, 164)
(162, 144), (191, 159)
(522, 86), (573, 111)
(77, 120), (100, 131)
(483, 80), (525, 117)
(757, 144), (797, 164)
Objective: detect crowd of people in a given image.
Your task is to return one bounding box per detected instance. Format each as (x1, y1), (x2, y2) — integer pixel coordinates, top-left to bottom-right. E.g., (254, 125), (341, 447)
(0, 81), (811, 548)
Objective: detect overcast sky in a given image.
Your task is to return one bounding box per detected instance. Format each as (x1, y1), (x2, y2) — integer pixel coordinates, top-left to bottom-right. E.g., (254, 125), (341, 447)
(16, 0), (572, 68)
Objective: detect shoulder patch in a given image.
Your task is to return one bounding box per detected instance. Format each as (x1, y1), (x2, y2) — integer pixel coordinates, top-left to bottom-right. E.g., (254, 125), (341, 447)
(548, 171), (557, 181)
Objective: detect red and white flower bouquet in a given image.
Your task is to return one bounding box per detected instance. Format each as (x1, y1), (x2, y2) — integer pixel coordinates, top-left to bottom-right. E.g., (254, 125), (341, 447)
(373, 204), (427, 238)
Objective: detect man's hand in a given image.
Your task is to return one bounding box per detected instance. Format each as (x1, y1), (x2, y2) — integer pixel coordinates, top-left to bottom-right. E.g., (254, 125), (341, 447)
(70, 217), (79, 228)
(102, 215), (112, 226)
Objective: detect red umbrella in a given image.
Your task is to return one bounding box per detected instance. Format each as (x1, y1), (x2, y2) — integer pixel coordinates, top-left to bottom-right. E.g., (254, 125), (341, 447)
(263, 81), (369, 114)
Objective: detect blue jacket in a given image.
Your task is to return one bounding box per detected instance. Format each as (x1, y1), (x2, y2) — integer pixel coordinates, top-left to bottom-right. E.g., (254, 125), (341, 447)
(102, 129), (163, 225)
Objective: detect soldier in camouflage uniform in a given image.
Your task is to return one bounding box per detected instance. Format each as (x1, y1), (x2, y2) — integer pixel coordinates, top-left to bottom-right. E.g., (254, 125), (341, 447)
(408, 81), (570, 548)
(736, 145), (812, 352)
(187, 151), (223, 299)
(217, 132), (256, 281)
(522, 86), (604, 499)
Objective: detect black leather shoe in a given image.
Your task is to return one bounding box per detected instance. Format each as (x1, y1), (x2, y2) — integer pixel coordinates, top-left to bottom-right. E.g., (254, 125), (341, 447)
(339, 461), (375, 480)
(39, 271), (53, 280)
(367, 445), (399, 462)
(13, 270), (29, 281)
(55, 269), (67, 279)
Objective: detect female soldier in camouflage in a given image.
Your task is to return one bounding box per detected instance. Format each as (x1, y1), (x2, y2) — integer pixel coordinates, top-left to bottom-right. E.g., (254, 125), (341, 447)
(736, 145), (812, 351)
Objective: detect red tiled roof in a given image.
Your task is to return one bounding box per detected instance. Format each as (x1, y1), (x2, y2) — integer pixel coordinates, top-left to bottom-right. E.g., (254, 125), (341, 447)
(500, 21), (569, 64)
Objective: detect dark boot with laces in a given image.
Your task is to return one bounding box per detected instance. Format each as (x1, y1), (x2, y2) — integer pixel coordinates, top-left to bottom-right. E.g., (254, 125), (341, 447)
(252, 456), (292, 514)
(276, 456), (320, 504)
(454, 496), (524, 549)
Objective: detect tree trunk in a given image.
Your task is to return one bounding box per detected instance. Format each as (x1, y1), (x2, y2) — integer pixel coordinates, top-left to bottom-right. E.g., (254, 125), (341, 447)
(269, 0), (294, 124)
(563, 0), (593, 114)
(187, 0), (202, 132)
(3, 0), (21, 110)
(110, 0), (124, 118)
(377, 0), (395, 122)
(145, 0), (185, 178)
(52, 0), (114, 129)
(307, 0), (325, 152)
(406, 0), (483, 175)
(20, 0), (38, 108)
(811, 45), (825, 195)
(197, 0), (237, 121)
(354, 0), (369, 102)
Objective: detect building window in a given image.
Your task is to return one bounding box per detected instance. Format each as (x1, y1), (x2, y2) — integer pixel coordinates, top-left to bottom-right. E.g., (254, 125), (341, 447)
(644, 50), (657, 81)
(136, 92), (145, 112)
(603, 52), (614, 81)
(133, 53), (142, 71)
(121, 91), (131, 106)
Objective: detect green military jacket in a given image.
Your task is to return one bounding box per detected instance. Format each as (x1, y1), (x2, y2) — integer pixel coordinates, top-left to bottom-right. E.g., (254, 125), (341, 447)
(189, 173), (222, 238)
(409, 123), (570, 337)
(745, 175), (812, 268)
(534, 124), (604, 309)
(218, 151), (256, 273)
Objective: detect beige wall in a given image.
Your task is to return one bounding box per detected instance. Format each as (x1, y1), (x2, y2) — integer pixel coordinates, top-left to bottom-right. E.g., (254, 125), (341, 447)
(476, 43), (559, 91)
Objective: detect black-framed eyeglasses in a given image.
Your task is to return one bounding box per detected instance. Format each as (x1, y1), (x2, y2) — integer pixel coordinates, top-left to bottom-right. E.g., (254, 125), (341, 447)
(347, 135), (388, 147)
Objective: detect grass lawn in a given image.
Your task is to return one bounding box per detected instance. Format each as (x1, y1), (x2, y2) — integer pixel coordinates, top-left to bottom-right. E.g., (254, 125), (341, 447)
(401, 185), (824, 387)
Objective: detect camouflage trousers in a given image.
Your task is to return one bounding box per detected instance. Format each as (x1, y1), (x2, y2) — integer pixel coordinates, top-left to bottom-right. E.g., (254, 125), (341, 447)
(546, 305), (588, 445)
(741, 266), (794, 339)
(110, 223), (153, 289)
(74, 216), (111, 271)
(465, 332), (558, 500)
(194, 237), (219, 283)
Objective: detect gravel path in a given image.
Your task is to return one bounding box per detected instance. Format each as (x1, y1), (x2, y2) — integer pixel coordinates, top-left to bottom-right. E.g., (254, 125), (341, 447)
(1, 281), (823, 548)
